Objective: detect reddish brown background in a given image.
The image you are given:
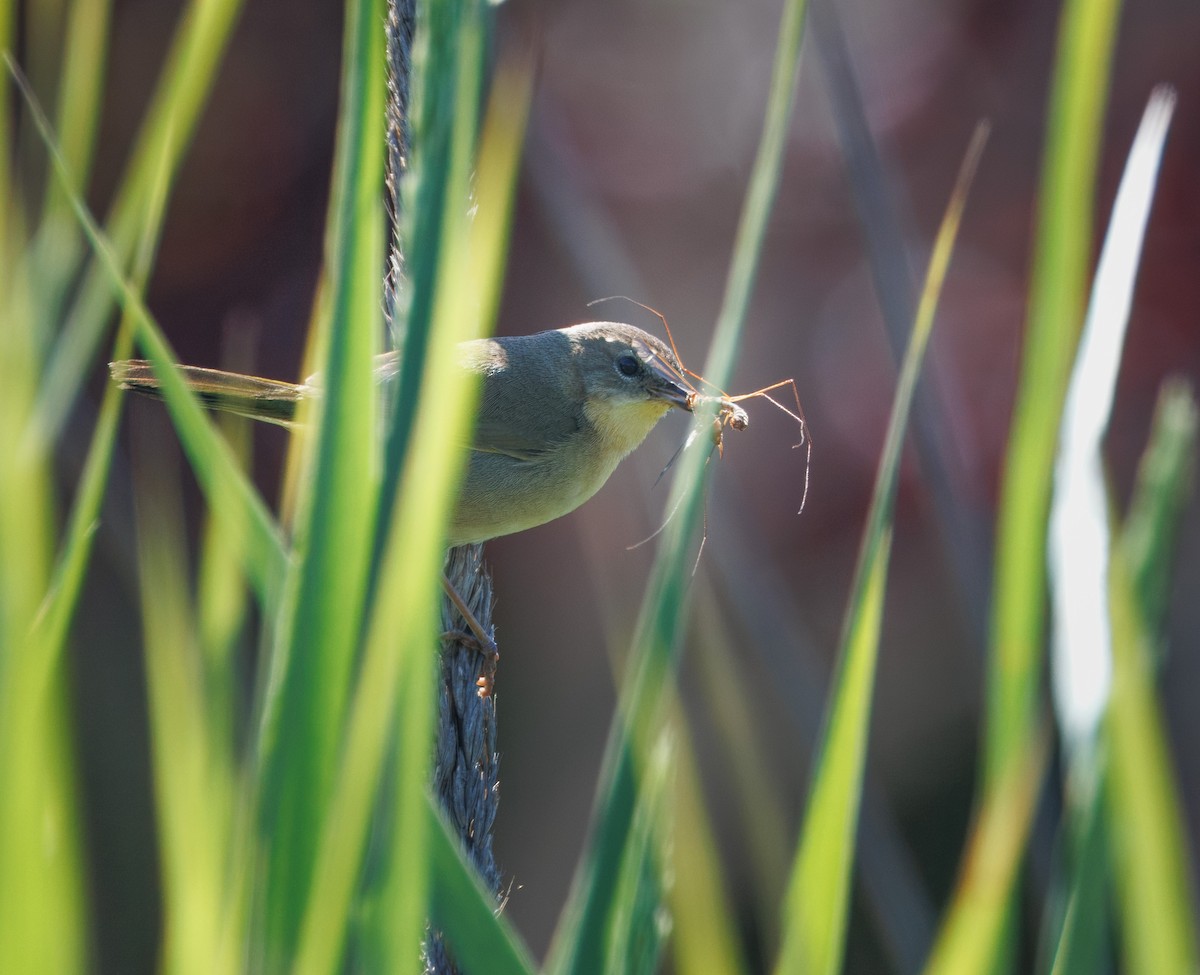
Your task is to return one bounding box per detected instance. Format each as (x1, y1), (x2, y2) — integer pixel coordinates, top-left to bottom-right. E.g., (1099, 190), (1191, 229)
(61, 0), (1200, 971)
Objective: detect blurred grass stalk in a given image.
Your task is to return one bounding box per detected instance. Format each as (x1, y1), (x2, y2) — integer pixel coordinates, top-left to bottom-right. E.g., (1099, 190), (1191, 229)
(928, 11), (1199, 975)
(546, 0), (812, 968)
(984, 0), (1122, 807)
(1042, 85), (1196, 975)
(775, 124), (987, 975)
(923, 0), (1126, 969)
(3, 0), (535, 969)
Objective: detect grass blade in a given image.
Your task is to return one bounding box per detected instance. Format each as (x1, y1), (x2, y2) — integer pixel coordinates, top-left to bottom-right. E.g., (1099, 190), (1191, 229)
(252, 0), (386, 956)
(669, 701), (753, 975)
(426, 799), (537, 975)
(973, 0), (1124, 963)
(34, 0), (245, 443)
(984, 0), (1124, 791)
(547, 1), (812, 969)
(31, 95), (173, 701)
(37, 0), (111, 231)
(1041, 84), (1175, 975)
(290, 35), (531, 975)
(607, 732), (674, 975)
(0, 80), (88, 975)
(774, 124), (987, 975)
(132, 435), (239, 975)
(9, 55), (289, 600)
(1121, 380), (1198, 648)
(922, 729), (1050, 975)
(1104, 545), (1200, 973)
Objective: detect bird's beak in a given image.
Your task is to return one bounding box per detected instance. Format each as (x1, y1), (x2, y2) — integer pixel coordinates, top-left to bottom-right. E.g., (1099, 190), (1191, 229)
(646, 357), (695, 411)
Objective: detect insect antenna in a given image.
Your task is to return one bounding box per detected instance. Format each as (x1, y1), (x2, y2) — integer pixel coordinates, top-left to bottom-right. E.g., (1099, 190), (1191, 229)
(586, 295), (700, 390)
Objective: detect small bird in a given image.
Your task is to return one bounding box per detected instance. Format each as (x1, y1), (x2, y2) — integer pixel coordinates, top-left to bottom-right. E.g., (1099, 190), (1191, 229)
(111, 321), (696, 545)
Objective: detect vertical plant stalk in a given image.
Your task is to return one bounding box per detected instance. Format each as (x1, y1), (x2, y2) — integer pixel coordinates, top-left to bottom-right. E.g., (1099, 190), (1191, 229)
(385, 1), (503, 969)
(426, 544), (502, 974)
(384, 0), (415, 335)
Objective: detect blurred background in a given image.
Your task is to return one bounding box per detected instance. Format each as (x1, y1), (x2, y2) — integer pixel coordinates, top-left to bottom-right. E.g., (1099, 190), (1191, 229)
(49, 0), (1200, 970)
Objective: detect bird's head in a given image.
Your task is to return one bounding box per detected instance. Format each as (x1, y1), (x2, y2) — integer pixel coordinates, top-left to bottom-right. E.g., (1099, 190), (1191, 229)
(570, 322), (695, 456)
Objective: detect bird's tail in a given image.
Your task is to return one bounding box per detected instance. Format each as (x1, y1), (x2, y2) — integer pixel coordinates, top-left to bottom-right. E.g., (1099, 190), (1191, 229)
(109, 359), (309, 426)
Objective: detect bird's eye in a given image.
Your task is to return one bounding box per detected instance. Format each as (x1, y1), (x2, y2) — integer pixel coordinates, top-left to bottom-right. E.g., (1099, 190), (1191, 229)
(616, 353), (640, 378)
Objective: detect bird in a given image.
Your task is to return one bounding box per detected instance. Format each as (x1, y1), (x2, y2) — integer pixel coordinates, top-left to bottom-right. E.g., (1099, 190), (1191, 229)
(110, 321), (697, 546)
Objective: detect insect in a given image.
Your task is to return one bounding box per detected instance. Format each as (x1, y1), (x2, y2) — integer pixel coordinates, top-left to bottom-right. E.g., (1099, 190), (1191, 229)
(588, 297), (812, 515)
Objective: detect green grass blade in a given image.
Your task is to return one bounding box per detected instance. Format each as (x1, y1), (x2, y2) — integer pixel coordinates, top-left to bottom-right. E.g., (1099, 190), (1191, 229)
(1121, 380), (1198, 649)
(607, 732), (673, 975)
(373, 0), (467, 571)
(38, 0), (111, 229)
(0, 37), (87, 972)
(774, 125), (986, 975)
(669, 703), (753, 975)
(1045, 799), (1110, 975)
(27, 0), (113, 350)
(34, 0), (245, 443)
(290, 35), (531, 975)
(1104, 546), (1200, 974)
(984, 0), (1123, 791)
(1104, 297), (1200, 975)
(252, 0), (386, 957)
(31, 98), (172, 690)
(547, 2), (811, 970)
(378, 43), (532, 975)
(195, 400), (253, 695)
(132, 438), (239, 975)
(426, 799), (537, 975)
(10, 57), (289, 600)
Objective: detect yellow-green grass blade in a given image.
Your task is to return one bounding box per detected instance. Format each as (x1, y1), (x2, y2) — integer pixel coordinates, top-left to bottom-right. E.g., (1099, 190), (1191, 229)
(1048, 385), (1198, 975)
(691, 587), (792, 954)
(195, 390), (253, 722)
(669, 703), (752, 975)
(978, 0), (1123, 962)
(34, 0), (245, 443)
(11, 57), (288, 601)
(37, 0), (112, 232)
(28, 0), (113, 332)
(1104, 546), (1200, 974)
(0, 148), (88, 975)
(31, 99), (172, 701)
(1041, 86), (1176, 975)
(290, 35), (531, 975)
(984, 0), (1124, 791)
(922, 729), (1050, 975)
(379, 40), (532, 975)
(774, 125), (986, 975)
(0, 24), (87, 967)
(251, 0), (386, 957)
(547, 1), (811, 970)
(132, 438), (240, 975)
(775, 542), (888, 975)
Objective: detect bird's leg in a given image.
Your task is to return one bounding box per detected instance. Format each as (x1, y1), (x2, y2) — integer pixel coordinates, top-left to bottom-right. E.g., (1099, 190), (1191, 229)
(440, 572), (499, 697)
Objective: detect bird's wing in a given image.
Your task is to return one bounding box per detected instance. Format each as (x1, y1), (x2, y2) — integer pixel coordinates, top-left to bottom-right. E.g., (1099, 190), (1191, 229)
(469, 420), (569, 463)
(461, 332), (584, 462)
